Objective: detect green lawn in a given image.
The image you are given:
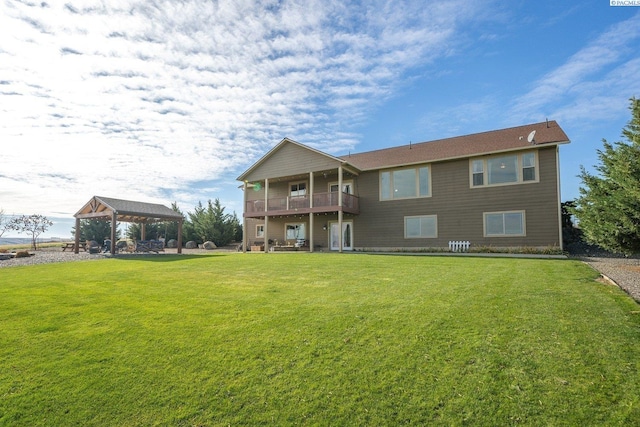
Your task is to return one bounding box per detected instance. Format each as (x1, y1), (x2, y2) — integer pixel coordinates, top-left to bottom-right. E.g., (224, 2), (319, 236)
(1, 253), (639, 426)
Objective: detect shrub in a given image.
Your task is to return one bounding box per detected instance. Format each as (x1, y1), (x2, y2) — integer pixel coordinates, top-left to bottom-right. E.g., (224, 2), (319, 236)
(15, 251), (31, 258)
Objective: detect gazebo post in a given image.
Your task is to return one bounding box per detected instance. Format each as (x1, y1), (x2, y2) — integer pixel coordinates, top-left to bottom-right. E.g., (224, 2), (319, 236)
(110, 211), (117, 255)
(74, 217), (80, 254)
(177, 220), (183, 254)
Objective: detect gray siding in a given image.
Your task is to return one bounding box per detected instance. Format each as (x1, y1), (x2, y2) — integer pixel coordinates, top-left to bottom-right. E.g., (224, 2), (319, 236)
(243, 142), (343, 182)
(353, 147), (561, 249)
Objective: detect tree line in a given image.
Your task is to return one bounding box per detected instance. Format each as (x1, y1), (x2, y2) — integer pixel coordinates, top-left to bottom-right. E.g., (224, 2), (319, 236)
(76, 198), (242, 248)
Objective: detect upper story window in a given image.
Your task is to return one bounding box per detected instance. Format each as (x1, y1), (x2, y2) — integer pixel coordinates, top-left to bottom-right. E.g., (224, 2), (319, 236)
(290, 181), (307, 197)
(470, 151), (537, 188)
(380, 166), (430, 200)
(329, 181), (353, 194)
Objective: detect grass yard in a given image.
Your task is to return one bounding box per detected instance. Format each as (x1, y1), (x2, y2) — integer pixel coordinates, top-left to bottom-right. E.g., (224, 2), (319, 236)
(1, 253), (639, 426)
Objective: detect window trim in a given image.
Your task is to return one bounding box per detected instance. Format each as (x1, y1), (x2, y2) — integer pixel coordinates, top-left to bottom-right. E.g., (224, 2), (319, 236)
(404, 215), (438, 239)
(483, 210), (526, 237)
(380, 165), (432, 201)
(256, 224), (264, 238)
(329, 180), (353, 194)
(284, 222), (306, 240)
(289, 181), (308, 197)
(470, 151), (539, 188)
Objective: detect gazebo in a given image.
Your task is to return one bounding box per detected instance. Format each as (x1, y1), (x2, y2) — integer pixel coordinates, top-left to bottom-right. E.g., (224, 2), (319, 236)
(74, 196), (184, 254)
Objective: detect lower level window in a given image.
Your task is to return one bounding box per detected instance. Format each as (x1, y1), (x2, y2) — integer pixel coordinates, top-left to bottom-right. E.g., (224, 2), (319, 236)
(285, 223), (306, 240)
(484, 211), (525, 236)
(405, 215), (437, 238)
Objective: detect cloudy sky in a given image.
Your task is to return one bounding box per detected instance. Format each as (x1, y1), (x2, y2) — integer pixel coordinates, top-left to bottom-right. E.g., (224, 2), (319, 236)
(1, 0), (639, 237)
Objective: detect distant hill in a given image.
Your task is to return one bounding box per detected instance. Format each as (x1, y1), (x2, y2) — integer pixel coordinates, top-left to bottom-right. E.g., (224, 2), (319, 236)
(0, 237), (65, 246)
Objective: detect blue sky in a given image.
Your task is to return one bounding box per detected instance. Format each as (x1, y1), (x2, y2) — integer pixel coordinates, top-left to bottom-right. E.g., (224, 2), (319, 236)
(1, 0), (639, 238)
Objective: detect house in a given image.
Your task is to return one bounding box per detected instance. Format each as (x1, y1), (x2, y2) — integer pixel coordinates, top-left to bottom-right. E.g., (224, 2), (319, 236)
(236, 121), (570, 252)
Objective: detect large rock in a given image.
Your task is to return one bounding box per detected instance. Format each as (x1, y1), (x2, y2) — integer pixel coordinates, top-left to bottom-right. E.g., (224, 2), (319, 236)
(166, 239), (178, 248)
(203, 241), (217, 250)
(185, 240), (198, 249)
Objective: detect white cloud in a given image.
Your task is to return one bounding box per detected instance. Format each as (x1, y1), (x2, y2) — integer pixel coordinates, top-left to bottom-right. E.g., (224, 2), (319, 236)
(0, 0), (489, 219)
(510, 12), (640, 124)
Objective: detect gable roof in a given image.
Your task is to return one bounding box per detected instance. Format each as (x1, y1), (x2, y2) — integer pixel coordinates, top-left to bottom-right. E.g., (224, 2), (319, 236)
(236, 137), (358, 181)
(339, 120), (569, 171)
(75, 196), (183, 222)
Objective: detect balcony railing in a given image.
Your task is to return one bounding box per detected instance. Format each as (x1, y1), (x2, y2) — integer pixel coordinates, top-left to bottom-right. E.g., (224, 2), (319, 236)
(245, 192), (359, 216)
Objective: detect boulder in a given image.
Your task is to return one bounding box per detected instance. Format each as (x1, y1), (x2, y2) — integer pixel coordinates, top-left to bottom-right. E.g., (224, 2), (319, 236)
(166, 239), (178, 248)
(185, 240), (198, 249)
(203, 241), (217, 250)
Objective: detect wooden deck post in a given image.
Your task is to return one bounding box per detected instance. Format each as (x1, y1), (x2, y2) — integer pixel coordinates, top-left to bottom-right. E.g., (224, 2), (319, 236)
(264, 178), (269, 253)
(338, 165), (343, 253)
(243, 181), (248, 253)
(309, 172), (314, 253)
(177, 219), (183, 254)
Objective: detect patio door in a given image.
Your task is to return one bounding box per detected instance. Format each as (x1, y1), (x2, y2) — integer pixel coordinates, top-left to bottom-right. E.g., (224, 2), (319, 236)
(330, 221), (353, 251)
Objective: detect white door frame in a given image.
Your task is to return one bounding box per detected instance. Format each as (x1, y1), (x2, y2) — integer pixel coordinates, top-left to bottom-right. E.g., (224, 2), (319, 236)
(329, 220), (353, 251)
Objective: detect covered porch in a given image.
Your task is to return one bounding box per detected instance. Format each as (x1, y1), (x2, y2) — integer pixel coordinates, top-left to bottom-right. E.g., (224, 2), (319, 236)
(237, 137), (361, 254)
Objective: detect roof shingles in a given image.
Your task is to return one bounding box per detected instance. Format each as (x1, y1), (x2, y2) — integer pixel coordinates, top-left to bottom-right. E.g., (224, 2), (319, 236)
(340, 120), (569, 170)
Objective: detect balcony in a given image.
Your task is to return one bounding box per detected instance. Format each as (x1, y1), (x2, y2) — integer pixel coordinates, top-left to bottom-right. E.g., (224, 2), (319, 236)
(244, 191), (359, 218)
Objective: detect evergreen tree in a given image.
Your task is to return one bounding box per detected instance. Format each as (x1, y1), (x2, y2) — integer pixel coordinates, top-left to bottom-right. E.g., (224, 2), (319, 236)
(571, 98), (640, 254)
(126, 203), (185, 242)
(126, 222), (161, 240)
(163, 202), (185, 241)
(187, 199), (236, 246)
(72, 219), (120, 244)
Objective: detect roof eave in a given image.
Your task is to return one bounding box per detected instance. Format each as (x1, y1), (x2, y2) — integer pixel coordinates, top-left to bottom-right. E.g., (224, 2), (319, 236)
(354, 140), (570, 171)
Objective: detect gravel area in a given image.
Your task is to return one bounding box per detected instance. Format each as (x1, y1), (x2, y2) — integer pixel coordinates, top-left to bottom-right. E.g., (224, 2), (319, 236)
(0, 249), (106, 268)
(0, 247), (224, 269)
(574, 256), (640, 303)
(566, 240), (640, 303)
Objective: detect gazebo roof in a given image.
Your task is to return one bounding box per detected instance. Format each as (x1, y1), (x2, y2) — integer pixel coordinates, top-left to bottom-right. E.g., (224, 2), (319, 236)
(75, 196), (183, 223)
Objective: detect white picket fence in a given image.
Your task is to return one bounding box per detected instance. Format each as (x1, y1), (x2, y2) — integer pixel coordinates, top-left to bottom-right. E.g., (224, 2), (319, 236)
(448, 240), (470, 252)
